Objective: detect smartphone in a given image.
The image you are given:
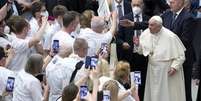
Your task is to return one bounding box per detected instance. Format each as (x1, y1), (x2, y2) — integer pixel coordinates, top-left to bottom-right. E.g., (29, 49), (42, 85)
(80, 85), (88, 100)
(100, 43), (107, 54)
(103, 90), (110, 101)
(85, 56), (91, 69)
(6, 77), (15, 92)
(90, 56), (98, 68)
(52, 40), (59, 54)
(134, 71), (141, 85)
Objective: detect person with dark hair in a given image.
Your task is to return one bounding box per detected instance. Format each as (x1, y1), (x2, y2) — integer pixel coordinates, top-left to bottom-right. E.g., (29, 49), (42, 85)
(6, 16), (48, 71)
(29, 1), (48, 37)
(43, 5), (68, 55)
(61, 83), (79, 101)
(13, 54), (48, 101)
(51, 11), (80, 51)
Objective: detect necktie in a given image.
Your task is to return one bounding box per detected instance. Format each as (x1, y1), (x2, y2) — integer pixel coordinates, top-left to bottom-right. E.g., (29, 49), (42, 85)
(133, 14), (141, 53)
(135, 14), (141, 36)
(171, 13), (177, 29)
(117, 4), (123, 20)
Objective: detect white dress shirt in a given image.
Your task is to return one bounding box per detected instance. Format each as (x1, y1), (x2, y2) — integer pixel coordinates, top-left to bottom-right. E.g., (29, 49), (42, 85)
(52, 30), (75, 50)
(7, 37), (32, 72)
(46, 55), (66, 101)
(13, 70), (42, 101)
(79, 28), (113, 56)
(117, 81), (136, 101)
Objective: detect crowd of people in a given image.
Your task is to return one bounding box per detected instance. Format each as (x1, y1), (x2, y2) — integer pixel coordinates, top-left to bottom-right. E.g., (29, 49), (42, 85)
(0, 0), (200, 101)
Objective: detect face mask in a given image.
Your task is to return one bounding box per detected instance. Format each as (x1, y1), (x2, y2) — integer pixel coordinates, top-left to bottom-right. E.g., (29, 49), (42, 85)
(132, 7), (142, 15)
(197, 11), (201, 18)
(41, 11), (49, 17)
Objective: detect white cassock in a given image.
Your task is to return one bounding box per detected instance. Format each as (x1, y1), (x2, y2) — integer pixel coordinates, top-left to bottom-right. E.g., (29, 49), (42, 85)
(137, 27), (186, 101)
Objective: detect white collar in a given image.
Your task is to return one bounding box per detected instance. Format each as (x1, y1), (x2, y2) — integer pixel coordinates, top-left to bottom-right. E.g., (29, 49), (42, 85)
(175, 7), (184, 15)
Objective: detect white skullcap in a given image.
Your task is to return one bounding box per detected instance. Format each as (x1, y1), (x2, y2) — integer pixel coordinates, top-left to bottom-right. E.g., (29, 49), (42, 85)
(149, 15), (163, 25)
(91, 16), (105, 30)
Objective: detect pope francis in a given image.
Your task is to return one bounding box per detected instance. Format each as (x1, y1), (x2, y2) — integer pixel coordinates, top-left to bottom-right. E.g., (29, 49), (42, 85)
(135, 16), (186, 101)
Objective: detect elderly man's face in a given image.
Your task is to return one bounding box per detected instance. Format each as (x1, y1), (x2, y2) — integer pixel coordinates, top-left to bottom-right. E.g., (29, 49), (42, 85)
(169, 0), (184, 12)
(0, 21), (5, 35)
(148, 20), (161, 34)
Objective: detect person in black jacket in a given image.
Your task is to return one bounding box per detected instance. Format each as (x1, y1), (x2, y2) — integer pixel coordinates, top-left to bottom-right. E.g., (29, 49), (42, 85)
(161, 0), (196, 101)
(116, 0), (149, 100)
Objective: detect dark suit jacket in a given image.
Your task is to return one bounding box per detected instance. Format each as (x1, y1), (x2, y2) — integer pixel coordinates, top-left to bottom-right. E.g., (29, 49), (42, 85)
(161, 8), (196, 66)
(122, 0), (132, 16)
(116, 12), (149, 68)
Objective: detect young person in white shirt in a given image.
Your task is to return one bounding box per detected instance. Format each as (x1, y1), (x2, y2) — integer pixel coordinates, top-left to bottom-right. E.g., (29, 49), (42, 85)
(43, 5), (68, 56)
(6, 16), (48, 72)
(46, 43), (72, 101)
(13, 54), (48, 101)
(114, 61), (139, 101)
(0, 46), (15, 101)
(52, 11), (80, 51)
(78, 11), (117, 56)
(47, 38), (88, 101)
(29, 1), (48, 37)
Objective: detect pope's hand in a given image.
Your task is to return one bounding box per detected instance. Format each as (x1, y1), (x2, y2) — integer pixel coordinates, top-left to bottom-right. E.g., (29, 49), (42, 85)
(168, 67), (176, 76)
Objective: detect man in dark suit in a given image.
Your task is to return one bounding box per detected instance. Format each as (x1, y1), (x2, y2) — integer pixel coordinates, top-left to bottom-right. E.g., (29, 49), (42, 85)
(161, 0), (196, 101)
(112, 0), (132, 18)
(116, 0), (149, 100)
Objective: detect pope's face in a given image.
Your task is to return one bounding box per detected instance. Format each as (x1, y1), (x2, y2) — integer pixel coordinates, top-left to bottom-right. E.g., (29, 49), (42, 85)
(148, 20), (161, 34)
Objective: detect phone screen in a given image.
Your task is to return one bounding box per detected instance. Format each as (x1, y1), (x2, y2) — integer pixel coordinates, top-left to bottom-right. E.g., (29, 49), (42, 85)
(6, 77), (15, 92)
(52, 40), (59, 54)
(100, 43), (107, 54)
(85, 56), (91, 69)
(134, 71), (141, 85)
(90, 56), (98, 68)
(80, 85), (88, 99)
(103, 90), (110, 101)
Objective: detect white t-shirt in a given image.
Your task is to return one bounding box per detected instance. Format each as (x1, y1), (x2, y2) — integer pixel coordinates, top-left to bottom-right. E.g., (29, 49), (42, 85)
(52, 30), (75, 50)
(0, 67), (14, 96)
(79, 28), (113, 56)
(117, 81), (135, 101)
(13, 70), (42, 101)
(46, 55), (66, 101)
(99, 76), (112, 91)
(7, 37), (32, 72)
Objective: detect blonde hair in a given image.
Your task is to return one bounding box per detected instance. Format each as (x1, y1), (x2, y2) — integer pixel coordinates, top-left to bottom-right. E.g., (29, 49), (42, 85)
(97, 59), (110, 77)
(102, 80), (119, 101)
(114, 61), (130, 81)
(80, 10), (94, 28)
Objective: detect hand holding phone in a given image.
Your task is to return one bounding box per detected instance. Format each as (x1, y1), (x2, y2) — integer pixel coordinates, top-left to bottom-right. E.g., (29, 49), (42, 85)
(103, 90), (110, 101)
(80, 85), (88, 100)
(6, 77), (15, 92)
(52, 40), (59, 54)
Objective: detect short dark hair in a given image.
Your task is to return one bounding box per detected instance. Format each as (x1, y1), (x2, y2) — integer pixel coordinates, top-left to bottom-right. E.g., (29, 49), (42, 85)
(63, 11), (79, 28)
(52, 5), (68, 18)
(0, 46), (6, 60)
(62, 83), (79, 101)
(31, 1), (44, 17)
(7, 16), (29, 33)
